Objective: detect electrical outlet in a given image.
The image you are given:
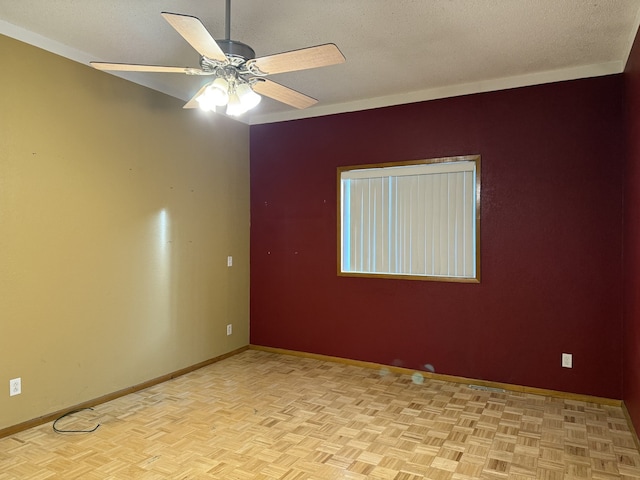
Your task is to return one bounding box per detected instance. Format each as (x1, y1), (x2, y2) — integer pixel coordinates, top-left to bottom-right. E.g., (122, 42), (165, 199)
(227, 256), (233, 267)
(226, 324), (232, 336)
(562, 353), (573, 368)
(9, 378), (21, 396)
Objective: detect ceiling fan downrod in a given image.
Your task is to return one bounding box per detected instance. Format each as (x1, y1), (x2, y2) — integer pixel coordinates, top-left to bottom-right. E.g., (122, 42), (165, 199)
(225, 0), (231, 41)
(213, 0), (255, 65)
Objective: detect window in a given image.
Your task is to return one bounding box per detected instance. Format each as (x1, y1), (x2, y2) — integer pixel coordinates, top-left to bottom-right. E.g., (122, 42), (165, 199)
(338, 155), (480, 282)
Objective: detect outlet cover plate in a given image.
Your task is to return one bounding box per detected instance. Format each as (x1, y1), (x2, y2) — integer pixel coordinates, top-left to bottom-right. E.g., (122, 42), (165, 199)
(226, 324), (232, 335)
(562, 353), (573, 368)
(9, 378), (21, 396)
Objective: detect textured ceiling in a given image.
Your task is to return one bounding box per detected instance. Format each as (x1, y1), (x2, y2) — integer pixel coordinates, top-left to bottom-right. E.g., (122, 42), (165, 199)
(1, 0), (639, 125)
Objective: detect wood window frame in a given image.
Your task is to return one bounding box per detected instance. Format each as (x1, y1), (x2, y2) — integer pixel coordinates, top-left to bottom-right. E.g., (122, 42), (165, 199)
(337, 155), (481, 283)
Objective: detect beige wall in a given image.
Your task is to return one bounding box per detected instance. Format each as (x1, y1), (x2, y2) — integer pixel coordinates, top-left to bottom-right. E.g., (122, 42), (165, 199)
(0, 35), (250, 429)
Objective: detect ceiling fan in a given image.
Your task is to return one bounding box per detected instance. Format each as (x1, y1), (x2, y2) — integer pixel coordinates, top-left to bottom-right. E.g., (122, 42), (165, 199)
(90, 0), (345, 116)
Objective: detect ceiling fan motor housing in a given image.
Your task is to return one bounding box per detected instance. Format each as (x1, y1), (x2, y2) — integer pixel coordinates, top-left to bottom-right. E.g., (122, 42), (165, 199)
(216, 39), (255, 63)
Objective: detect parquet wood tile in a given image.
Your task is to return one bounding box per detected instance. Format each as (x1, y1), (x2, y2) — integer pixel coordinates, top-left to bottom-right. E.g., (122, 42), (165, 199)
(1, 350), (640, 479)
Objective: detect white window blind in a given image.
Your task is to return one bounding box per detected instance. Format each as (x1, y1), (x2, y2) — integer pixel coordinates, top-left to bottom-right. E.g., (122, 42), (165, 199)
(339, 157), (479, 281)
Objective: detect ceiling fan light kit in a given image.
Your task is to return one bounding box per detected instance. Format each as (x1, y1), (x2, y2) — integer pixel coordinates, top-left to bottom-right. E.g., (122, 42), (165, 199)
(195, 66), (262, 116)
(90, 0), (345, 117)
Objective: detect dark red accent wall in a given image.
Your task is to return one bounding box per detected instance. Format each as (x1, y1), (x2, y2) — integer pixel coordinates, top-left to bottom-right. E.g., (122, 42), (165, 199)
(250, 76), (625, 399)
(625, 29), (640, 430)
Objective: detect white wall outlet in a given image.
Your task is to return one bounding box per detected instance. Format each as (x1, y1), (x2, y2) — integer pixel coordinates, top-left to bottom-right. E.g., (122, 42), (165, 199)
(562, 353), (573, 368)
(227, 256), (233, 267)
(9, 378), (21, 396)
(226, 324), (232, 336)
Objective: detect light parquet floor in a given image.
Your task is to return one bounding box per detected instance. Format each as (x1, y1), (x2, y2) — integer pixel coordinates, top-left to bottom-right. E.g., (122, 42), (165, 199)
(1, 350), (640, 479)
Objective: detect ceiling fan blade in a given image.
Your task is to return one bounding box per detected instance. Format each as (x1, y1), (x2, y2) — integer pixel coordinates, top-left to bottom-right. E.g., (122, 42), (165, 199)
(249, 43), (345, 75)
(183, 84), (211, 109)
(161, 12), (227, 63)
(252, 79), (317, 109)
(90, 62), (202, 74)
